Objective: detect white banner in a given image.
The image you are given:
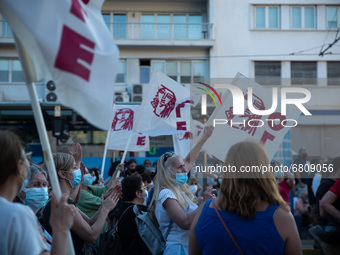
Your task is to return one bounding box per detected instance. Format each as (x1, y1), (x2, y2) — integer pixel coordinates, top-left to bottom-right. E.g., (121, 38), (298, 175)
(0, 0), (119, 130)
(134, 70), (193, 136)
(203, 73), (303, 162)
(173, 119), (204, 159)
(108, 105), (149, 151)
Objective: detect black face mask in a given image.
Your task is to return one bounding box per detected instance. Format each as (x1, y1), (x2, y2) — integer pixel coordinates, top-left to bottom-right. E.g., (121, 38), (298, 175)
(129, 169), (137, 174)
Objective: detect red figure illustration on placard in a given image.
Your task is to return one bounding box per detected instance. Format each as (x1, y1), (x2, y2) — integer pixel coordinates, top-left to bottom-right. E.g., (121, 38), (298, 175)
(150, 85), (176, 118)
(112, 108), (134, 131)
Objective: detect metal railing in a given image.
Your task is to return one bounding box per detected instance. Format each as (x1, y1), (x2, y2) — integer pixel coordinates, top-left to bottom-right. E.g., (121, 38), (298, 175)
(0, 20), (213, 40)
(105, 22), (213, 40)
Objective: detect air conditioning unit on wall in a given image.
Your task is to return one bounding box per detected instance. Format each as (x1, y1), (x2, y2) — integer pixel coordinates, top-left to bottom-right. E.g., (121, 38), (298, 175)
(131, 84), (144, 102)
(45, 80), (58, 103)
(114, 91), (130, 102)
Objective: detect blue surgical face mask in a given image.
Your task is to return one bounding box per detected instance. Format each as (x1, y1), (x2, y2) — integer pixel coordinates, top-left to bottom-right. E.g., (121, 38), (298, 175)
(82, 173), (96, 186)
(64, 168), (82, 188)
(218, 179), (222, 185)
(175, 173), (188, 185)
(23, 187), (49, 212)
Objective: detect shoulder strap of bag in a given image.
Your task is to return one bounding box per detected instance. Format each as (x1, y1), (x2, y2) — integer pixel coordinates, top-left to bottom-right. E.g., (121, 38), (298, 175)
(164, 219), (173, 241)
(212, 198), (244, 255)
(115, 204), (134, 229)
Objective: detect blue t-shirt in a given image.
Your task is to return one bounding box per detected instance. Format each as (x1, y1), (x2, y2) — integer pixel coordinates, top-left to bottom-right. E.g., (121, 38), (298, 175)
(195, 198), (284, 255)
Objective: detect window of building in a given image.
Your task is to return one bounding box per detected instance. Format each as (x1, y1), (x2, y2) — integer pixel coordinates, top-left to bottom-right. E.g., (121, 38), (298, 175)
(157, 14), (171, 39)
(291, 6), (315, 29)
(0, 59), (25, 83)
(255, 61), (281, 85)
(113, 14), (127, 38)
(68, 131), (107, 144)
(140, 60), (151, 83)
(102, 13), (127, 38)
(116, 60), (126, 83)
(255, 6), (280, 29)
(12, 60), (25, 82)
(141, 13), (204, 39)
(327, 7), (338, 29)
(141, 14), (155, 39)
(1, 17), (13, 37)
(0, 60), (9, 82)
(327, 62), (340, 85)
(291, 62), (317, 85)
(151, 60), (207, 83)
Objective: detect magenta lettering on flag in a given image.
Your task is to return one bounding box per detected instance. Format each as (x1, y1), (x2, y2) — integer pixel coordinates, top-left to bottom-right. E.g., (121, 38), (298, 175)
(108, 105), (149, 152)
(202, 73), (303, 162)
(0, 0), (119, 130)
(135, 70), (194, 137)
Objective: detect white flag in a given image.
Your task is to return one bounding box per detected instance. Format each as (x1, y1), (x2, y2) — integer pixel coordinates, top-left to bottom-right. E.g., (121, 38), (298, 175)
(203, 73), (303, 161)
(134, 70), (193, 136)
(108, 105), (150, 152)
(0, 0), (119, 130)
(173, 119), (204, 159)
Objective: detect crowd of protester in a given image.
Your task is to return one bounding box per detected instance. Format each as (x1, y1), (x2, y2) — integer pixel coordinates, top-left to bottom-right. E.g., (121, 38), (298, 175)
(2, 127), (340, 255)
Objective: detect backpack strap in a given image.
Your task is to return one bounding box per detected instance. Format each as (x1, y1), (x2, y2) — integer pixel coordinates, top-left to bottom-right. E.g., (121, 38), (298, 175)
(164, 219), (173, 241)
(115, 205), (134, 229)
(212, 198), (244, 255)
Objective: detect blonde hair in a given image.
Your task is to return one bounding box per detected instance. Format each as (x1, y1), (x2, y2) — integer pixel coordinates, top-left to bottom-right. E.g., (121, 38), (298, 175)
(151, 153), (195, 223)
(218, 141), (290, 219)
(43, 152), (74, 177)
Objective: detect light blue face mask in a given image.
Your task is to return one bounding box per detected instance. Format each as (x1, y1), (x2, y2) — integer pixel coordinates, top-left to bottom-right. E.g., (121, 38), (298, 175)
(82, 173), (96, 186)
(23, 187), (49, 212)
(64, 168), (82, 188)
(175, 173), (188, 185)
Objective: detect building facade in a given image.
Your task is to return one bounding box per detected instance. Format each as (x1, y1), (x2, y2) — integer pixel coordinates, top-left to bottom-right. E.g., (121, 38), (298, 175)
(0, 0), (339, 159)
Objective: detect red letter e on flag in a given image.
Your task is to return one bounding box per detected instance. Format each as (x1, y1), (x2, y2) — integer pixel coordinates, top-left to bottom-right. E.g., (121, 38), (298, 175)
(55, 25), (95, 81)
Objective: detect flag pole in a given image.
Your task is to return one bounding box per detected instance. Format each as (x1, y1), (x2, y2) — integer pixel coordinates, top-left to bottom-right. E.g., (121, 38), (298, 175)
(14, 36), (75, 255)
(116, 130), (134, 179)
(101, 103), (116, 177)
(100, 124), (112, 177)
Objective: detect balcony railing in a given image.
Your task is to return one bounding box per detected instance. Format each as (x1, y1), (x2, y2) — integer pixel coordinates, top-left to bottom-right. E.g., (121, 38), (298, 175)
(0, 20), (213, 40)
(105, 22), (214, 40)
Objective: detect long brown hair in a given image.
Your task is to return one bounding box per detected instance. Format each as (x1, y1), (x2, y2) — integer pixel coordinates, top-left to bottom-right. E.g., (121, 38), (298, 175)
(218, 141), (290, 219)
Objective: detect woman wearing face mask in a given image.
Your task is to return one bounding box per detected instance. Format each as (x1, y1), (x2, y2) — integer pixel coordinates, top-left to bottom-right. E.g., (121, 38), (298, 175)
(150, 126), (215, 255)
(0, 130), (75, 255)
(15, 163), (52, 249)
(187, 177), (201, 197)
(113, 175), (151, 255)
(18, 163), (49, 213)
(42, 152), (121, 255)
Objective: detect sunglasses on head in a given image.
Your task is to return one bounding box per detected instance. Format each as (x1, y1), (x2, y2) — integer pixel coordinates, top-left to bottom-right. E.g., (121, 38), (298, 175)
(163, 151), (175, 163)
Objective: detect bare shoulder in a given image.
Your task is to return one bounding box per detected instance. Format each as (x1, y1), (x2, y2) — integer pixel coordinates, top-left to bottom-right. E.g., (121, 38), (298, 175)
(274, 206), (298, 241)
